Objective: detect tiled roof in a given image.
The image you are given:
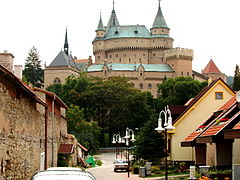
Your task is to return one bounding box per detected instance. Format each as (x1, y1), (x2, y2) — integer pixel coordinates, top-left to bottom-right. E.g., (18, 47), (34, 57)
(87, 63), (174, 72)
(183, 131), (202, 142)
(58, 144), (74, 154)
(203, 59), (222, 74)
(233, 122), (240, 130)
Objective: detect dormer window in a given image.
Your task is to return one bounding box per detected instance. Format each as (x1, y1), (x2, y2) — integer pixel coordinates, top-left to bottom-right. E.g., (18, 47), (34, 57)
(53, 77), (61, 84)
(134, 30), (138, 34)
(115, 31), (119, 34)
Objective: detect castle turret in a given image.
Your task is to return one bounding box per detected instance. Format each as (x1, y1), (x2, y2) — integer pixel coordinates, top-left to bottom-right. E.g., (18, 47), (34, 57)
(96, 13), (106, 38)
(151, 1), (170, 36)
(106, 0), (120, 30)
(64, 28), (69, 55)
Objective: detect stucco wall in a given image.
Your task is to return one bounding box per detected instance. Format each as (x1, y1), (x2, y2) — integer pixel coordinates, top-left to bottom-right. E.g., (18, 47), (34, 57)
(171, 82), (234, 161)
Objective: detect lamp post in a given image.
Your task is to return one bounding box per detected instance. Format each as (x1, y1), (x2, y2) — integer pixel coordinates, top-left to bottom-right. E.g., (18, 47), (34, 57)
(155, 105), (175, 180)
(124, 127), (135, 178)
(112, 134), (122, 159)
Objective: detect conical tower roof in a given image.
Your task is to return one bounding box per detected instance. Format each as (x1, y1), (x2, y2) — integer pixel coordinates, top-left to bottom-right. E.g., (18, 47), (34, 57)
(152, 1), (169, 29)
(97, 13), (105, 31)
(107, 0), (120, 29)
(64, 28), (69, 55)
(203, 59), (222, 74)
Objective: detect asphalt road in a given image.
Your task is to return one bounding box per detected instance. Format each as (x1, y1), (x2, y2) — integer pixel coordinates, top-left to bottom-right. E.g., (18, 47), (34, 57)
(87, 152), (141, 180)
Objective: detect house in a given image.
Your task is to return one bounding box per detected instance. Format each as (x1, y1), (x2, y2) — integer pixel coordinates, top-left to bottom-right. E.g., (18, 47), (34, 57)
(168, 78), (235, 163)
(0, 65), (47, 180)
(182, 93), (240, 170)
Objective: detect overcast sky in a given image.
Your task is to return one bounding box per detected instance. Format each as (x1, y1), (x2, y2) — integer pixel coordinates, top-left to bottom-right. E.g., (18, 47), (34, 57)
(1, 0), (240, 76)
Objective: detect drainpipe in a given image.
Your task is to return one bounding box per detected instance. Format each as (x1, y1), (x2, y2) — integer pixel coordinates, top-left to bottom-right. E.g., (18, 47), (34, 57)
(51, 94), (56, 167)
(44, 106), (48, 170)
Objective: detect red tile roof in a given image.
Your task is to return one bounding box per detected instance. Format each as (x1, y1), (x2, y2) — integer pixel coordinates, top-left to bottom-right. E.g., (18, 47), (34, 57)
(183, 131), (202, 142)
(203, 59), (222, 74)
(218, 95), (236, 111)
(58, 144), (74, 154)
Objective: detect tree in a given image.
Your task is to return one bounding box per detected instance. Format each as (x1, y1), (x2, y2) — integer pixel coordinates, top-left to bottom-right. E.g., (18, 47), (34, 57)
(157, 77), (207, 110)
(233, 64), (240, 91)
(134, 118), (164, 162)
(66, 105), (101, 154)
(23, 46), (44, 88)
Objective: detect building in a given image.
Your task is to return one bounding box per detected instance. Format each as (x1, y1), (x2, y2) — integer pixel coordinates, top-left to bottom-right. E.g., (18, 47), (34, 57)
(168, 78), (235, 163)
(87, 1), (196, 97)
(0, 50), (14, 73)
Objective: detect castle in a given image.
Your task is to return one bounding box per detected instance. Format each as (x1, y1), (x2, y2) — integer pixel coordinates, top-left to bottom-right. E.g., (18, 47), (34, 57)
(4, 1), (221, 97)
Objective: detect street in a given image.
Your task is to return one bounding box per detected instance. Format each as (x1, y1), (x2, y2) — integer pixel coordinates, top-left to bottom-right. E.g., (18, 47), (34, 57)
(87, 152), (143, 180)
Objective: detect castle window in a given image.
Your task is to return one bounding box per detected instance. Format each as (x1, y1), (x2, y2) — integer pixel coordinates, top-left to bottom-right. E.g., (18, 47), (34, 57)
(134, 30), (138, 34)
(215, 92), (223, 100)
(115, 40), (117, 43)
(115, 31), (119, 34)
(119, 58), (121, 63)
(153, 40), (155, 43)
(172, 64), (174, 67)
(101, 33), (103, 35)
(139, 83), (143, 89)
(187, 72), (190, 76)
(134, 53), (137, 57)
(109, 55), (112, 58)
(123, 54), (126, 57)
(148, 83), (152, 89)
(99, 43), (101, 45)
(98, 56), (100, 59)
(153, 54), (155, 57)
(140, 73), (143, 76)
(115, 54), (118, 57)
(181, 72), (183, 76)
(154, 30), (156, 33)
(143, 54), (145, 56)
(129, 58), (131, 63)
(53, 77), (61, 84)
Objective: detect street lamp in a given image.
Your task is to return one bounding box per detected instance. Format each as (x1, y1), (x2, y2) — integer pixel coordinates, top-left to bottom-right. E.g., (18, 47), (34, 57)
(112, 134), (122, 159)
(124, 127), (135, 178)
(155, 105), (175, 180)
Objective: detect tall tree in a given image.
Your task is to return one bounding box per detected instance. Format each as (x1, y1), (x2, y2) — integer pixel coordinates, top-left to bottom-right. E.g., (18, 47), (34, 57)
(233, 64), (240, 91)
(23, 46), (44, 88)
(134, 118), (164, 162)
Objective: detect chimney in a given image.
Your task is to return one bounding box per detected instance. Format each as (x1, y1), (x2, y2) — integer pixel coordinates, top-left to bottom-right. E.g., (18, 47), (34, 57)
(14, 65), (23, 79)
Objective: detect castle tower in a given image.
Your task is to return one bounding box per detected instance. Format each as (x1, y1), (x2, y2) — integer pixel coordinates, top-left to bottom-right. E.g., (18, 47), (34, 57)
(0, 50), (14, 72)
(106, 0), (120, 30)
(44, 30), (79, 88)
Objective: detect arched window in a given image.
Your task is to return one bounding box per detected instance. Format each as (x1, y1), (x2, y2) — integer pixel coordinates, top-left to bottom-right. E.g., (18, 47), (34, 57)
(53, 77), (61, 84)
(139, 83), (143, 89)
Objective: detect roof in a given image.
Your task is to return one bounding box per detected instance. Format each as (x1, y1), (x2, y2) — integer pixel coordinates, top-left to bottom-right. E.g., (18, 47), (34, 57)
(78, 143), (88, 152)
(87, 63), (174, 72)
(0, 65), (46, 107)
(174, 78), (235, 126)
(203, 59), (222, 74)
(33, 88), (68, 110)
(97, 15), (105, 31)
(58, 144), (74, 154)
(181, 94), (237, 146)
(152, 2), (169, 29)
(106, 9), (120, 30)
(49, 51), (78, 69)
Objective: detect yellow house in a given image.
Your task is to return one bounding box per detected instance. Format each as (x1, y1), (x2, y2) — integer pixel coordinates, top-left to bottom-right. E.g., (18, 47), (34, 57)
(169, 78), (235, 163)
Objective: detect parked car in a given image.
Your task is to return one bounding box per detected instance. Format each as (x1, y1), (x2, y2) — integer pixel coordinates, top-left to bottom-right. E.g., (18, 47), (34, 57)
(113, 159), (129, 172)
(30, 167), (96, 180)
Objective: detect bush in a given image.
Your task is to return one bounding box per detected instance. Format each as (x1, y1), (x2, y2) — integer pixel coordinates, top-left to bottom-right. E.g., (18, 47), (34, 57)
(95, 160), (103, 166)
(151, 166), (160, 174)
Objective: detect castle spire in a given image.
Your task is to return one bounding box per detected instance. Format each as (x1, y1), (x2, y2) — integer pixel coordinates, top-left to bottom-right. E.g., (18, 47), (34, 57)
(64, 28), (69, 55)
(152, 0), (169, 29)
(96, 12), (105, 31)
(107, 0), (120, 29)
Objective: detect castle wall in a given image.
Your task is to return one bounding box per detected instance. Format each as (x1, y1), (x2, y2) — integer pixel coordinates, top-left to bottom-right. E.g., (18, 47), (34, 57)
(44, 67), (79, 88)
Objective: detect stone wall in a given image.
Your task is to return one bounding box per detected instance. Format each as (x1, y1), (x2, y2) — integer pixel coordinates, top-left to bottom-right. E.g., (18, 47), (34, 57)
(0, 79), (45, 180)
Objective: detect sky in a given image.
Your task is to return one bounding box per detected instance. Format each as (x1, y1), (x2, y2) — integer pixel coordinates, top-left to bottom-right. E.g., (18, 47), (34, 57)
(0, 0), (240, 76)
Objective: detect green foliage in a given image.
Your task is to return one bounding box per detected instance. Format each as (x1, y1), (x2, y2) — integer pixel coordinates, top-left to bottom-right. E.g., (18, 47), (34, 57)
(66, 105), (101, 154)
(134, 119), (164, 162)
(95, 160), (103, 166)
(57, 154), (72, 167)
(233, 64), (240, 91)
(23, 46), (44, 88)
(157, 77), (207, 108)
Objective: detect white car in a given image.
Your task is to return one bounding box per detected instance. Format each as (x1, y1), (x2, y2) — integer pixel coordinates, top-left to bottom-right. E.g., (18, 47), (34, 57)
(30, 167), (96, 180)
(113, 159), (129, 172)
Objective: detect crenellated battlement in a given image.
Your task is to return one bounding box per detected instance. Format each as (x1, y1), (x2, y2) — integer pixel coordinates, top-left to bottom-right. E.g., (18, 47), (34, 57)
(164, 47), (193, 59)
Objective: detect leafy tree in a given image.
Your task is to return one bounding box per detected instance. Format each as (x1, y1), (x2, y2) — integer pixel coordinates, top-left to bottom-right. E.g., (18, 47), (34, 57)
(157, 77), (207, 109)
(134, 118), (164, 162)
(66, 105), (101, 154)
(23, 46), (44, 88)
(233, 65), (240, 91)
